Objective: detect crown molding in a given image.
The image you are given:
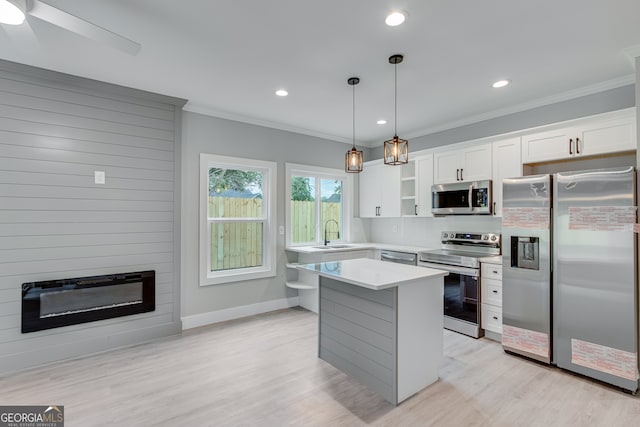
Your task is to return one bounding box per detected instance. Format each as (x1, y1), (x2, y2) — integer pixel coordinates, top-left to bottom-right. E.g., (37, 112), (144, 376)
(183, 102), (352, 145)
(364, 74), (636, 146)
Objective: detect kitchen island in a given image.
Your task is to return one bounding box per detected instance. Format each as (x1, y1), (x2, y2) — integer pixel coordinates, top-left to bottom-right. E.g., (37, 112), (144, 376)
(298, 258), (448, 405)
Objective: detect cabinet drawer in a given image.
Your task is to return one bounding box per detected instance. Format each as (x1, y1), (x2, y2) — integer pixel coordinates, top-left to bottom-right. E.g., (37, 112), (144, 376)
(482, 278), (502, 307)
(481, 263), (502, 280)
(482, 304), (502, 334)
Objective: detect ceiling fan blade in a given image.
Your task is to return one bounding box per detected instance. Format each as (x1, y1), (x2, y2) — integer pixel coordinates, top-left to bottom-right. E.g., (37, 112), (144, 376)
(27, 0), (141, 55)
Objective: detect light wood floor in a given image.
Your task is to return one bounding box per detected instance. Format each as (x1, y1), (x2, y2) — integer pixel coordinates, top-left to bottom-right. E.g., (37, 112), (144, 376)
(1, 308), (639, 426)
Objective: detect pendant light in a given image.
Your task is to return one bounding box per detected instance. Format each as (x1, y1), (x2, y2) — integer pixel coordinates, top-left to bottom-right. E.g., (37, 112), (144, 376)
(383, 54), (408, 165)
(345, 77), (363, 173)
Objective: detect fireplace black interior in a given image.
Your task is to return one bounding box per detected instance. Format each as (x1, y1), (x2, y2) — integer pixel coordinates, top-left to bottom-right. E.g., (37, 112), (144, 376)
(22, 270), (155, 333)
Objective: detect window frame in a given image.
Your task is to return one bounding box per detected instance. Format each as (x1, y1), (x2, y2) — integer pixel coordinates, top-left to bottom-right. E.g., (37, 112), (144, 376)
(199, 153), (277, 286)
(285, 163), (352, 247)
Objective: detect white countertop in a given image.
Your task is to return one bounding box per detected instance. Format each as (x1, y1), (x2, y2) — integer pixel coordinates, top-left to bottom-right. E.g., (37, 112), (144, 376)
(286, 242), (436, 254)
(297, 258), (448, 290)
(479, 255), (502, 265)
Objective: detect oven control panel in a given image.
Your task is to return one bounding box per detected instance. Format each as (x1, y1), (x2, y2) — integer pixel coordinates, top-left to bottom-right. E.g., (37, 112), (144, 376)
(441, 231), (500, 246)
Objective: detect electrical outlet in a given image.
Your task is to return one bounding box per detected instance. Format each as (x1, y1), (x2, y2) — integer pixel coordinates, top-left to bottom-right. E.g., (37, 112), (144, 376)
(392, 224), (398, 233)
(94, 171), (106, 185)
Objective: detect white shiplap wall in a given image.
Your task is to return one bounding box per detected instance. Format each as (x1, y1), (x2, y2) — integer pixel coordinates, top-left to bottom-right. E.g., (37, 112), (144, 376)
(0, 60), (186, 374)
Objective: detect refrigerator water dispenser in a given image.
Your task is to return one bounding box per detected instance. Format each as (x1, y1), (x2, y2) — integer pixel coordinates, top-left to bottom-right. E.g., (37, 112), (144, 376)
(511, 236), (539, 270)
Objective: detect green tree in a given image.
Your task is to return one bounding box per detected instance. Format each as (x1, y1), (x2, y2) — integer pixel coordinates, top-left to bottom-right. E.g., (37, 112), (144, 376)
(291, 176), (314, 201)
(209, 168), (262, 194)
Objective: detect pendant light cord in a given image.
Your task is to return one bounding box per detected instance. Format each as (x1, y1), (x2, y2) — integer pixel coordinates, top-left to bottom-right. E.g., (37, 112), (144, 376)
(394, 62), (397, 137)
(352, 81), (356, 150)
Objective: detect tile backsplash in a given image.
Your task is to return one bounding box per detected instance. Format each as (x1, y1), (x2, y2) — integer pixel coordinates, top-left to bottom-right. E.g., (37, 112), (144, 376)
(367, 216), (502, 249)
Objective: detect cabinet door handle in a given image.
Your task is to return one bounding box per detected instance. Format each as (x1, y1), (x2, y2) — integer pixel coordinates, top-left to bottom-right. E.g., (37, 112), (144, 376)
(456, 169), (460, 181)
(493, 202), (496, 216)
(492, 270), (498, 274)
(493, 316), (499, 320)
(460, 168), (464, 181)
(492, 290), (498, 294)
(414, 204), (418, 215)
(576, 137), (580, 154)
(569, 138), (573, 155)
(376, 206), (380, 216)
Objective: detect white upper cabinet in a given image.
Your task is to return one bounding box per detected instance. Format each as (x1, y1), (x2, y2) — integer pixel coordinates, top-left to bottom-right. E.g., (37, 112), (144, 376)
(491, 137), (522, 217)
(578, 116), (636, 157)
(434, 143), (492, 184)
(400, 155), (434, 217)
(359, 162), (401, 218)
(521, 128), (577, 163)
(359, 163), (379, 218)
(416, 155), (434, 217)
(521, 109), (636, 163)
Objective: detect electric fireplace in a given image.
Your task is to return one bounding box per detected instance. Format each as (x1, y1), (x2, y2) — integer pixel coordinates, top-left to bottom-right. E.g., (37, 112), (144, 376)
(22, 270), (155, 333)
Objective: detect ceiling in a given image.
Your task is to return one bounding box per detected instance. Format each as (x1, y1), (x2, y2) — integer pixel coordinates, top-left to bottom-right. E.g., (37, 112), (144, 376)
(1, 0), (639, 147)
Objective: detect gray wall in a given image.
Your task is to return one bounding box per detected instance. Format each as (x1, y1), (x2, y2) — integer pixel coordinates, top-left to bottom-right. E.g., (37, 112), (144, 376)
(0, 60), (185, 374)
(371, 85), (635, 158)
(181, 112), (369, 318)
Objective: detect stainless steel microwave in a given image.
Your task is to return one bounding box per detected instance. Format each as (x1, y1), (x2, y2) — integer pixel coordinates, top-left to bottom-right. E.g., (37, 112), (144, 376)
(431, 180), (492, 215)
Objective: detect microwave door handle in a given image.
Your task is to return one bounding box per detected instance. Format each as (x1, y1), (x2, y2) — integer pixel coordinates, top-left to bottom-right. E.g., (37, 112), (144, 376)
(468, 185), (473, 210)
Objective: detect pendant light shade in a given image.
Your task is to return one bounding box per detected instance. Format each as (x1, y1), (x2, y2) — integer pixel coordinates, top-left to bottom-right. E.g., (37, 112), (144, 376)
(345, 77), (363, 173)
(384, 54), (409, 166)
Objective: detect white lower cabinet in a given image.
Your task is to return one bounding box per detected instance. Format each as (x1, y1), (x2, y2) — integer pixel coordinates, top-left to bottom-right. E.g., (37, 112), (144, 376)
(481, 262), (503, 338)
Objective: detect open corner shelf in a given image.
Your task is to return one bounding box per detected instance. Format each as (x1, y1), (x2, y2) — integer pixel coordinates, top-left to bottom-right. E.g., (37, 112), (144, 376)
(285, 281), (316, 290)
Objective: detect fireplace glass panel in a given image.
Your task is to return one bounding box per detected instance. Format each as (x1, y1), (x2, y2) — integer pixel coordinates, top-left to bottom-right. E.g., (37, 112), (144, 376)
(40, 282), (143, 318)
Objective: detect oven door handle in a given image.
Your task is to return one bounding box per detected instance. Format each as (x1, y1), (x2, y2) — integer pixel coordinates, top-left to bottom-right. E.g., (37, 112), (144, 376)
(418, 261), (479, 277)
(381, 253), (416, 263)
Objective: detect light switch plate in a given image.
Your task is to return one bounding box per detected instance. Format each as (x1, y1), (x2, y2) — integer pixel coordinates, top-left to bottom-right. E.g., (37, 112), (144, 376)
(279, 226), (285, 235)
(94, 171), (106, 185)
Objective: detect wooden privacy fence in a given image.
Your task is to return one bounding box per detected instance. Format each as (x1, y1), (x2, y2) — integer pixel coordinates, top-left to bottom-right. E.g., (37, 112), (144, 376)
(208, 197), (341, 270)
(290, 200), (341, 243)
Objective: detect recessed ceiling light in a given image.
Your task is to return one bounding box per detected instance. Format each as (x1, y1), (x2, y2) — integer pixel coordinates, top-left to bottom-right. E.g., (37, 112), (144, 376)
(385, 11), (407, 27)
(377, 120), (387, 125)
(275, 89), (288, 97)
(492, 79), (510, 88)
(0, 0), (26, 25)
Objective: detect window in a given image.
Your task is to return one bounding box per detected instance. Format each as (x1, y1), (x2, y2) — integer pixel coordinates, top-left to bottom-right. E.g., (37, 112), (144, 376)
(200, 154), (277, 285)
(286, 164), (351, 246)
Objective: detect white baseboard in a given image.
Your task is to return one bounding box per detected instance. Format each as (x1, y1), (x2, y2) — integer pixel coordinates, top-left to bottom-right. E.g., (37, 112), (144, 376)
(181, 297), (300, 330)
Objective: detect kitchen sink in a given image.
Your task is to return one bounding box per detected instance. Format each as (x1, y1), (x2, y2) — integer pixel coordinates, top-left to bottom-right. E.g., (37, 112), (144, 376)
(312, 245), (354, 250)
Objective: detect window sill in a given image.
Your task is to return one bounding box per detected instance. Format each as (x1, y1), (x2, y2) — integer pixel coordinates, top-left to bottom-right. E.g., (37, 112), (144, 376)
(199, 268), (276, 286)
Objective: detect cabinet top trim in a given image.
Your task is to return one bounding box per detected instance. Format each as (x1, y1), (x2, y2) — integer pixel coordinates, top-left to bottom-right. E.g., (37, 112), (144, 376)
(364, 107), (635, 165)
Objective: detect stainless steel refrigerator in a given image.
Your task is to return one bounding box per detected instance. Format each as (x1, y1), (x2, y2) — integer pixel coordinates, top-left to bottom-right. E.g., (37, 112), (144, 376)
(502, 174), (553, 364)
(502, 167), (639, 393)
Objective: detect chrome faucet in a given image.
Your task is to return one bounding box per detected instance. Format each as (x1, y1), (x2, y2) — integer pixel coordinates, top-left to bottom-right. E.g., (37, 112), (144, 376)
(324, 219), (340, 246)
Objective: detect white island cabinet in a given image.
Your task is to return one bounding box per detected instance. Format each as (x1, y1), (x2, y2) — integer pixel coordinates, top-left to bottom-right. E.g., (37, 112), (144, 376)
(298, 258), (447, 405)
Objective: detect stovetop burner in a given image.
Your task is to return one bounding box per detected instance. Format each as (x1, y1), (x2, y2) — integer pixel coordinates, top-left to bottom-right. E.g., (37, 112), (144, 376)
(419, 231), (501, 268)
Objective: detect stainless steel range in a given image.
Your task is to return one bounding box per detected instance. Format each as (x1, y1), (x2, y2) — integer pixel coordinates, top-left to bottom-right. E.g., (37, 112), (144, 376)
(419, 232), (501, 338)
